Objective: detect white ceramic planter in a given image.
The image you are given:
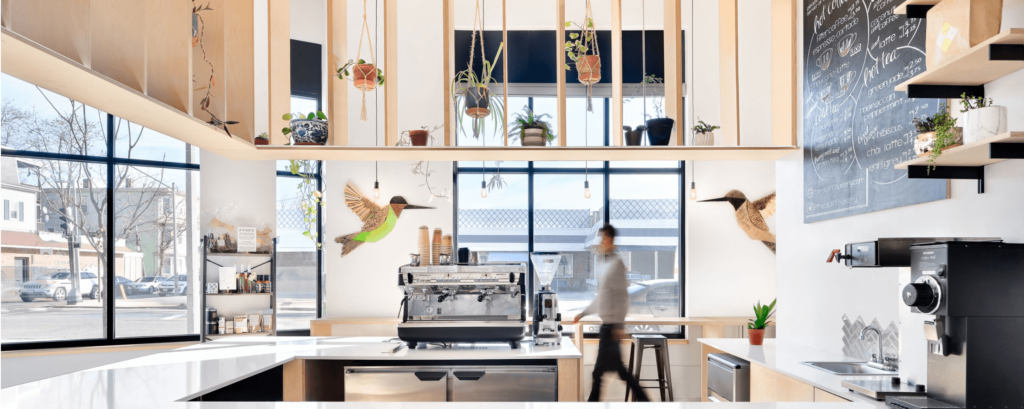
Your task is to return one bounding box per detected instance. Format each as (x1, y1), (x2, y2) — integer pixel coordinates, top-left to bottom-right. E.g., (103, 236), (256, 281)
(962, 106), (1007, 144)
(693, 132), (715, 146)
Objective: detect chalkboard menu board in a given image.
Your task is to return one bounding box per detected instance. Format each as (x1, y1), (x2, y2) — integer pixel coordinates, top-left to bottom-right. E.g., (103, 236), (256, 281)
(803, 0), (947, 223)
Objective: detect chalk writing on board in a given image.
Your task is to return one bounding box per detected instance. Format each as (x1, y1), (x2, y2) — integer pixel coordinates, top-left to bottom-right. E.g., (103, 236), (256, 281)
(802, 0), (947, 223)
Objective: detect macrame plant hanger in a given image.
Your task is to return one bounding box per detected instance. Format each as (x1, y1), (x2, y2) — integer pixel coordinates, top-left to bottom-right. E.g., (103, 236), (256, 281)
(578, 0), (600, 112)
(355, 0), (378, 121)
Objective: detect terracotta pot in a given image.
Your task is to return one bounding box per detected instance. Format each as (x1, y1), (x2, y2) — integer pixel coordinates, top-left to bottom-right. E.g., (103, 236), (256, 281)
(409, 130), (429, 146)
(521, 127), (547, 146)
(289, 119), (328, 145)
(577, 55), (602, 84)
(748, 328), (765, 345)
(254, 139), (269, 146)
(645, 118), (675, 146)
(353, 63), (378, 91)
(465, 86), (491, 119)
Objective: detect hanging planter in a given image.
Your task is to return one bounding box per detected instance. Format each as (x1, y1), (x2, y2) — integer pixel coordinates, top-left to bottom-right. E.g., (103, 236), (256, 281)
(565, 1), (601, 112)
(450, 1), (505, 139)
(335, 0), (385, 121)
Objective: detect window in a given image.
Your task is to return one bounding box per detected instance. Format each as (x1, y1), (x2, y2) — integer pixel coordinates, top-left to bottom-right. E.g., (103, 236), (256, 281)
(2, 73), (199, 349)
(276, 162), (321, 331)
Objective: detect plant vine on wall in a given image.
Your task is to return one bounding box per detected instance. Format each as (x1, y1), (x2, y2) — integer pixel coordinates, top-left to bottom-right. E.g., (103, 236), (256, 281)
(192, 1), (238, 136)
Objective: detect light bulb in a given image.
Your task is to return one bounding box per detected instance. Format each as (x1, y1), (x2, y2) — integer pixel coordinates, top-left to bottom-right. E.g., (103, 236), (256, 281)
(373, 181), (380, 199)
(583, 180), (591, 199)
(689, 181), (697, 200)
(480, 181), (488, 198)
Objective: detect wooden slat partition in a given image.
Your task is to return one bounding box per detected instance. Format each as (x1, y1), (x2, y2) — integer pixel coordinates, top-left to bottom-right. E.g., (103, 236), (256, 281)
(224, 0), (254, 142)
(718, 0), (739, 146)
(384, 0), (399, 146)
(268, 0), (291, 145)
(771, 0), (797, 146)
(9, 0), (91, 66)
(91, 0), (146, 93)
(192, 0), (226, 124)
(556, 0), (567, 147)
(664, 0), (684, 145)
(326, 0), (348, 146)
(443, 0), (455, 146)
(502, 0), (509, 147)
(611, 0), (623, 146)
(145, 0), (191, 115)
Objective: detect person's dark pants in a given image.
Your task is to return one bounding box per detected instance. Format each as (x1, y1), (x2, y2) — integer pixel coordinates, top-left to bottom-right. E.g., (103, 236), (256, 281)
(587, 324), (649, 402)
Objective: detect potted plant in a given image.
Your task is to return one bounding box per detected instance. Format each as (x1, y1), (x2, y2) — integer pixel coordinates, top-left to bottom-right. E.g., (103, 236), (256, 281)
(691, 120), (721, 146)
(959, 93), (1007, 144)
(282, 111), (328, 145)
(509, 105), (556, 146)
(254, 132), (269, 146)
(397, 125), (443, 147)
(747, 298), (776, 346)
(338, 59), (386, 91)
(288, 160), (324, 248)
(622, 125), (644, 146)
(565, 5), (600, 111)
(451, 42), (505, 139)
(913, 105), (962, 159)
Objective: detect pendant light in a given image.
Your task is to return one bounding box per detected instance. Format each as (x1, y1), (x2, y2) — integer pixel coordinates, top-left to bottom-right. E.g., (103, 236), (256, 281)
(690, 162), (697, 200)
(583, 87), (591, 199)
(372, 0), (381, 200)
(480, 0), (488, 200)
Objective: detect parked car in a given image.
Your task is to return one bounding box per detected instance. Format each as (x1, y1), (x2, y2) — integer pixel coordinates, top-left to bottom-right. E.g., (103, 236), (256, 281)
(133, 276), (166, 294)
(625, 273), (648, 285)
(20, 271), (100, 302)
(627, 279), (679, 317)
(114, 276), (135, 296)
(158, 275), (188, 296)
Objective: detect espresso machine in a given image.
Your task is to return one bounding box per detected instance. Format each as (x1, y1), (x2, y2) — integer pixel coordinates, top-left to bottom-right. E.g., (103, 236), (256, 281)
(530, 253), (563, 346)
(397, 263), (528, 348)
(887, 241), (1024, 409)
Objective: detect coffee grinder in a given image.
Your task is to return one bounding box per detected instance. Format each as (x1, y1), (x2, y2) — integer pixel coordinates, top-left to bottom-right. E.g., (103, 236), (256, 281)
(530, 252), (563, 346)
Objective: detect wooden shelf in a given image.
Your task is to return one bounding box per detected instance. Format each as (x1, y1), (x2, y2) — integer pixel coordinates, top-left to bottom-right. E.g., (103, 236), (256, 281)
(248, 145), (800, 162)
(206, 332), (272, 339)
(0, 28), (255, 157)
(207, 253), (273, 257)
(207, 292), (273, 296)
(894, 29), (1024, 92)
(895, 132), (1024, 169)
(893, 0), (940, 16)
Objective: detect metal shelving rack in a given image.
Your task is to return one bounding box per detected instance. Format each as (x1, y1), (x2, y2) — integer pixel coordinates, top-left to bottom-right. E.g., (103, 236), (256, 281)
(200, 236), (277, 342)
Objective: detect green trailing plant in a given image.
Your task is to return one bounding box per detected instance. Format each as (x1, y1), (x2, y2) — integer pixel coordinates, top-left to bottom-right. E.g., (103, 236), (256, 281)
(926, 104), (961, 173)
(280, 111), (328, 138)
(692, 119), (721, 134)
(508, 105), (556, 145)
(488, 161), (508, 192)
(627, 74), (666, 119)
(288, 160), (324, 249)
(748, 298), (776, 330)
(451, 42), (505, 139)
(912, 116), (937, 133)
(959, 93), (994, 113)
(563, 19), (595, 71)
(336, 59), (386, 87)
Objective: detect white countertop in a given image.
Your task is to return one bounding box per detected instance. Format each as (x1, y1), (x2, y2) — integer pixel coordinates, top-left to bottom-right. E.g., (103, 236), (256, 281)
(1, 336), (581, 409)
(697, 339), (893, 408)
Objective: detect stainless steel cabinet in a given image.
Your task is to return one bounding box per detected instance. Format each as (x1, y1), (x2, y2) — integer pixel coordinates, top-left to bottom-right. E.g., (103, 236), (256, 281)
(344, 367), (448, 402)
(450, 366), (556, 402)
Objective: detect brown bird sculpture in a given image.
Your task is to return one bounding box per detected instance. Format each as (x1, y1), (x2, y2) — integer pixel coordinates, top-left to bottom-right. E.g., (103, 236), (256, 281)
(335, 183), (433, 256)
(701, 190), (777, 253)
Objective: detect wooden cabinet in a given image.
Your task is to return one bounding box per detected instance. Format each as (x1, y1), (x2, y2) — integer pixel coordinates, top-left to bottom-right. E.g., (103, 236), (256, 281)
(750, 364), (814, 402)
(814, 387), (851, 402)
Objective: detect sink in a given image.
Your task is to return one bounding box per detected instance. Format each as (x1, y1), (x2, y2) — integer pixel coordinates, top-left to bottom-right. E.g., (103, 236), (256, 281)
(800, 361), (898, 376)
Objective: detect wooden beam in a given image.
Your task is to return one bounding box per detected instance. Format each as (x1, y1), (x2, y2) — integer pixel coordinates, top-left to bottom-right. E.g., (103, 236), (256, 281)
(665, 0), (684, 145)
(718, 0), (739, 146)
(443, 0), (454, 146)
(225, 0), (255, 142)
(145, 0), (191, 115)
(556, 0), (567, 147)
(557, 358), (582, 401)
(502, 0), (509, 147)
(193, 0), (226, 124)
(771, 0), (797, 146)
(283, 359), (306, 402)
(91, 0), (145, 93)
(246, 145), (799, 162)
(327, 0), (348, 146)
(384, 0), (399, 147)
(10, 0), (90, 66)
(268, 0), (290, 145)
(611, 0), (623, 146)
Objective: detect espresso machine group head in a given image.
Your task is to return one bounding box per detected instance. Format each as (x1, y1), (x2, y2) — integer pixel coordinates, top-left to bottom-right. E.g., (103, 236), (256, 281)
(530, 252), (564, 346)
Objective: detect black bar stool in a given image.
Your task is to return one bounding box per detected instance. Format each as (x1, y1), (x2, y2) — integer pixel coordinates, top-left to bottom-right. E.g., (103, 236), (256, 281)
(624, 334), (674, 402)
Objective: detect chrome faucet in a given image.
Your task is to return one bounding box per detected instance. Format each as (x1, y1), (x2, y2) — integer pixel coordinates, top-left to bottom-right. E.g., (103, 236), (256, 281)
(860, 326), (897, 371)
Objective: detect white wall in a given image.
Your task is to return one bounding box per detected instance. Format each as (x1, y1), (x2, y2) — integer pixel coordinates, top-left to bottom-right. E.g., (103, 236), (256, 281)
(776, 0), (1024, 357)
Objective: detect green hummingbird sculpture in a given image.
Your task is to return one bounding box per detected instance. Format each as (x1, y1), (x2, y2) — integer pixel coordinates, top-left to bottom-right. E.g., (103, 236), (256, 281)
(335, 182), (433, 256)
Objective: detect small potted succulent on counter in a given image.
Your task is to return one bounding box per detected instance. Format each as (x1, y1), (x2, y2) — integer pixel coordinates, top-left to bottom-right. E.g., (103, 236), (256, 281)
(959, 93), (1007, 144)
(254, 132), (270, 146)
(282, 111), (328, 145)
(509, 105), (556, 146)
(747, 298), (776, 346)
(691, 120), (720, 146)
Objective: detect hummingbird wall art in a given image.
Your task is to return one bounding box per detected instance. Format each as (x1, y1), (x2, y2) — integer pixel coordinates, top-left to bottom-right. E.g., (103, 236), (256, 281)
(335, 182), (434, 256)
(701, 190), (777, 253)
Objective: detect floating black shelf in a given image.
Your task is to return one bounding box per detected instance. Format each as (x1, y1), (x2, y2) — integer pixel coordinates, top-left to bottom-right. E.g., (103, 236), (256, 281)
(908, 165), (986, 194)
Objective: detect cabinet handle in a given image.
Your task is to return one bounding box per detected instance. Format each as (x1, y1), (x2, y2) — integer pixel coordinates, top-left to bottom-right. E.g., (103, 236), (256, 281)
(453, 371), (485, 381)
(414, 371), (447, 381)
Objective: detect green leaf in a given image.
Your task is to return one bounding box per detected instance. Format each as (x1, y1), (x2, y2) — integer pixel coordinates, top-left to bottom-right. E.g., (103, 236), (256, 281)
(316, 111), (327, 120)
(306, 112), (314, 120)
(564, 21), (572, 28)
(569, 33), (579, 40)
(565, 64), (571, 70)
(587, 18), (593, 28)
(302, 231), (310, 237)
(358, 58), (366, 64)
(282, 113), (293, 120)
(282, 127), (292, 135)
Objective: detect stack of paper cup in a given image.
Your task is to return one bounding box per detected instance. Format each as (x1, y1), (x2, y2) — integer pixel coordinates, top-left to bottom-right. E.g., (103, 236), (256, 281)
(441, 234), (453, 260)
(432, 228), (442, 265)
(418, 226), (430, 266)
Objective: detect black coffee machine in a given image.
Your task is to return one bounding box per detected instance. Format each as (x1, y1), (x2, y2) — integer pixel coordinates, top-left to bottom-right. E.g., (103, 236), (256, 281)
(888, 241), (1024, 409)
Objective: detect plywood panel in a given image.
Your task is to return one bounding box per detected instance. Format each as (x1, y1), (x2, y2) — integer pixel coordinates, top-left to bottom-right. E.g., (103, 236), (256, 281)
(326, 0), (348, 146)
(10, 0), (90, 66)
(1, 0), (10, 29)
(283, 359), (306, 402)
(145, 0), (192, 114)
(558, 358), (582, 401)
(384, 0), (399, 147)
(90, 0), (146, 92)
(225, 0), (255, 142)
(814, 387), (850, 402)
(502, 0), (509, 146)
(268, 0), (291, 145)
(443, 0), (454, 146)
(192, 0), (226, 124)
(611, 0), (623, 146)
(664, 0), (683, 145)
(556, 0), (567, 147)
(718, 0), (739, 146)
(771, 0), (797, 146)
(750, 364), (814, 402)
